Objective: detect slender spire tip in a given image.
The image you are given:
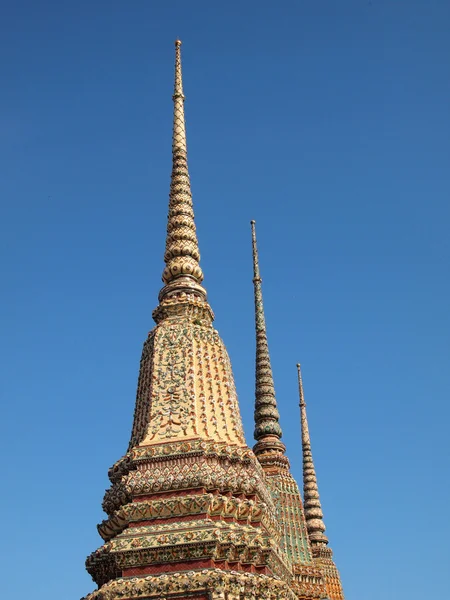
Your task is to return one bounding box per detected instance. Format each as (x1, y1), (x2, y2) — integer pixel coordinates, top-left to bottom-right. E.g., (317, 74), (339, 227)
(298, 363), (328, 546)
(158, 40), (206, 303)
(251, 221), (283, 447)
(250, 220), (261, 281)
(297, 363), (305, 406)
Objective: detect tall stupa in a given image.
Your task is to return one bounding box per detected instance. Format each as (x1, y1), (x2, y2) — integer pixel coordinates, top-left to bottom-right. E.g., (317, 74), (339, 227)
(83, 41), (344, 600)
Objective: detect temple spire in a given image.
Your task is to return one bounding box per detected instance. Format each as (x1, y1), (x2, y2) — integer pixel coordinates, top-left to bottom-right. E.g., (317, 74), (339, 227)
(251, 220), (285, 458)
(159, 40), (205, 302)
(297, 363), (329, 547)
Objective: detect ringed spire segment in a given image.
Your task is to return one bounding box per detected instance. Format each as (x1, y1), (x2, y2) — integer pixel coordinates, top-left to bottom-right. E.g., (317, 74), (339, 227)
(297, 363), (329, 546)
(251, 220), (283, 447)
(160, 40), (205, 300)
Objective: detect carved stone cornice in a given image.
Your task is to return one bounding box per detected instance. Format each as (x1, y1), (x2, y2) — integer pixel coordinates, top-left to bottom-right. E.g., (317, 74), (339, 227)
(82, 568), (298, 600)
(102, 445), (276, 517)
(98, 492), (272, 542)
(88, 518), (293, 588)
(152, 291), (214, 325)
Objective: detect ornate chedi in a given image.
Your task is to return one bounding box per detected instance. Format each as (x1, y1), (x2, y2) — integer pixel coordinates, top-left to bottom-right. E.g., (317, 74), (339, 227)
(297, 364), (345, 600)
(83, 41), (344, 600)
(84, 41), (296, 600)
(250, 221), (329, 599)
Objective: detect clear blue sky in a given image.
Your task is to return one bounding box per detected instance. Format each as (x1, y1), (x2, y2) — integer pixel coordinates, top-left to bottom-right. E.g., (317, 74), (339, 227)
(1, 1), (449, 599)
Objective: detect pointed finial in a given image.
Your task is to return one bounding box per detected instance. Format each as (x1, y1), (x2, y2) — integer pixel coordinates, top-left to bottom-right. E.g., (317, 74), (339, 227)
(159, 40), (206, 302)
(251, 221), (284, 452)
(297, 363), (329, 547)
(297, 363), (306, 407)
(173, 40), (184, 103)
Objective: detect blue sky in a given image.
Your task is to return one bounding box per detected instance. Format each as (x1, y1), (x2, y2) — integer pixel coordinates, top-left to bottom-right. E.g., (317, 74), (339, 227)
(1, 1), (449, 599)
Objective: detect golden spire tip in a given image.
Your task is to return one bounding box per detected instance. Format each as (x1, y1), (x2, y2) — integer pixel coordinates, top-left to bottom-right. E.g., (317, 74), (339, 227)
(158, 37), (206, 301)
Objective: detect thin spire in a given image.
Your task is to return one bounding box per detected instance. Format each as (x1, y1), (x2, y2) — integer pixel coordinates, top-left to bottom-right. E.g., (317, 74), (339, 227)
(297, 363), (328, 547)
(160, 40), (205, 301)
(251, 220), (283, 449)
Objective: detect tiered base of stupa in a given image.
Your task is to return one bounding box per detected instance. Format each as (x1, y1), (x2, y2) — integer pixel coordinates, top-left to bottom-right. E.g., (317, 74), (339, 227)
(83, 318), (336, 600)
(84, 440), (304, 600)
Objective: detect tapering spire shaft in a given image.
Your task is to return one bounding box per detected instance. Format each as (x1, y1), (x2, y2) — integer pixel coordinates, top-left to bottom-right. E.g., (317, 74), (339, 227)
(297, 363), (328, 546)
(172, 40), (186, 154)
(160, 40), (205, 300)
(251, 221), (282, 443)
